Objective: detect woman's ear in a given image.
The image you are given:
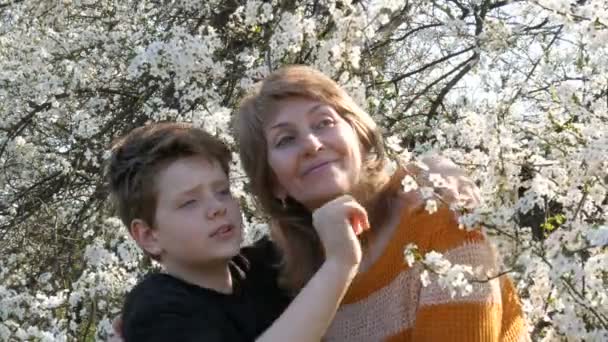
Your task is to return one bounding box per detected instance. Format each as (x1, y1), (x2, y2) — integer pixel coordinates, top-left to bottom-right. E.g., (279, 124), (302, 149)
(270, 172), (288, 201)
(130, 219), (163, 257)
(273, 185), (287, 202)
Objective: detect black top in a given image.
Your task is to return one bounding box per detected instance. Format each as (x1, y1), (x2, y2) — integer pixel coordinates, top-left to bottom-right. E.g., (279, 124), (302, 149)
(122, 237), (290, 342)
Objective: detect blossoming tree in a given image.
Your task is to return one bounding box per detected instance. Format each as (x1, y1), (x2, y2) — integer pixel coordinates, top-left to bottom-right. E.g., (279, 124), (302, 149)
(0, 0), (606, 340)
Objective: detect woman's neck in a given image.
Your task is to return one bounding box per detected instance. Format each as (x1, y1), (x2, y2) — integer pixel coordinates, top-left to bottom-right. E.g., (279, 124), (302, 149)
(358, 194), (407, 273)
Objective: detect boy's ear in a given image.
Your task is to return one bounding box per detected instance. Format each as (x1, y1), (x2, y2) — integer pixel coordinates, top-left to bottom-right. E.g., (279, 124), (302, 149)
(130, 219), (163, 257)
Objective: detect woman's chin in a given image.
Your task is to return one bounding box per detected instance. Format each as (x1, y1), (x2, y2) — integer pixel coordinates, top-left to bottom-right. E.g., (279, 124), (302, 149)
(300, 190), (349, 210)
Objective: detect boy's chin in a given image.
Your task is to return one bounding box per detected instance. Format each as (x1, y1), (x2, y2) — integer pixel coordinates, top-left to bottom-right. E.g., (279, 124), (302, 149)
(224, 244), (243, 259)
(192, 233), (243, 264)
(216, 238), (243, 259)
(189, 250), (240, 268)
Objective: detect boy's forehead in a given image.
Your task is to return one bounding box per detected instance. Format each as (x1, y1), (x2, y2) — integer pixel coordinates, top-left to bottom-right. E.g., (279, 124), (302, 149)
(156, 156), (228, 193)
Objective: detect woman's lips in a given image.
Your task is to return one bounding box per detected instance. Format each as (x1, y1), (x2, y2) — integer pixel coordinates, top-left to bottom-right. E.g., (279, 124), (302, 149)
(302, 160), (335, 176)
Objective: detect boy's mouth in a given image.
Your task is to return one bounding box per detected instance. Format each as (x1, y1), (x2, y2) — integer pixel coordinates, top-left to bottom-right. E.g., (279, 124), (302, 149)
(209, 224), (236, 238)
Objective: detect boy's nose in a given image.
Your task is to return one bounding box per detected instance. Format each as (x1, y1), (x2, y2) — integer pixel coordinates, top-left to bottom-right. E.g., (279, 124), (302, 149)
(206, 199), (227, 219)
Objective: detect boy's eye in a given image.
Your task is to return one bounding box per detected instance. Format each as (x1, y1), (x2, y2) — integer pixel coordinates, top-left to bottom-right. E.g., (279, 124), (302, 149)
(218, 188), (232, 197)
(179, 199), (197, 208)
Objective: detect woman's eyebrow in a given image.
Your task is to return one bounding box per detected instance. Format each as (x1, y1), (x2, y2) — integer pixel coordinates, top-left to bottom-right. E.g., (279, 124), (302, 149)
(268, 104), (327, 131)
(269, 121), (291, 131)
(306, 103), (327, 116)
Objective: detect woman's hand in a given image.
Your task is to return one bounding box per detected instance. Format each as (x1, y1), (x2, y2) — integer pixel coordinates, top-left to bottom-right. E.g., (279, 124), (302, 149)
(312, 195), (369, 267)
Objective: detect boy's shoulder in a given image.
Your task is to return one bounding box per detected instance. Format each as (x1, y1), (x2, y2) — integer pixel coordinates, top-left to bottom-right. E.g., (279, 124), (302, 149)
(239, 236), (281, 269)
(124, 272), (207, 308)
(237, 236), (285, 293)
(122, 273), (231, 341)
(120, 238), (289, 341)
(238, 236), (291, 319)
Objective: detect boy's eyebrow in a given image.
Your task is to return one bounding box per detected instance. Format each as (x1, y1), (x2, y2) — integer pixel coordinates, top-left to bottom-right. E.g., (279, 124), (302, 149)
(176, 179), (229, 197)
(209, 178), (230, 188)
(176, 185), (202, 197)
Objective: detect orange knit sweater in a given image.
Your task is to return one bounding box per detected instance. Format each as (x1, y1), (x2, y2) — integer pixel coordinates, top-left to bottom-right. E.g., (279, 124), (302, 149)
(324, 205), (529, 341)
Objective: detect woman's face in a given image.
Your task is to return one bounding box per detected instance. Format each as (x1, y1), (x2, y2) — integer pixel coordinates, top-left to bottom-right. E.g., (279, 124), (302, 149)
(264, 97), (363, 209)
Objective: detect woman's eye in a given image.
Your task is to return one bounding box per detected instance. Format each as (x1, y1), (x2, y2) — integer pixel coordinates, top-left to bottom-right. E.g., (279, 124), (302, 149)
(218, 188), (232, 197)
(315, 118), (334, 129)
(275, 135), (294, 147)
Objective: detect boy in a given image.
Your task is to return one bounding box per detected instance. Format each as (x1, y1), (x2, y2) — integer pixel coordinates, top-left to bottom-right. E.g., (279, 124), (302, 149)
(107, 122), (366, 341)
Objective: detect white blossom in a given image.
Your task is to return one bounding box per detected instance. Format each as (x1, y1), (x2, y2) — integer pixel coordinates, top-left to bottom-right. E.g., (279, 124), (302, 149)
(401, 175), (418, 192)
(424, 199), (439, 214)
(403, 243), (418, 267)
(420, 186), (435, 199)
(1, 0), (607, 339)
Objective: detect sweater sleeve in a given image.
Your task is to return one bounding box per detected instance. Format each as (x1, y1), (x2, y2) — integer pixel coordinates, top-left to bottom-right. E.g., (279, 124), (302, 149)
(410, 208), (506, 342)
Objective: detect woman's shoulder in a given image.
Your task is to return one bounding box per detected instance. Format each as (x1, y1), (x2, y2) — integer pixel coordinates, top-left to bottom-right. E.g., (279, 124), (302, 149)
(395, 193), (486, 253)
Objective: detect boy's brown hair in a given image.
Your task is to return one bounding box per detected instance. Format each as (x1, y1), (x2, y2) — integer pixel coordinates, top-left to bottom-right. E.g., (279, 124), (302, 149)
(107, 122), (232, 235)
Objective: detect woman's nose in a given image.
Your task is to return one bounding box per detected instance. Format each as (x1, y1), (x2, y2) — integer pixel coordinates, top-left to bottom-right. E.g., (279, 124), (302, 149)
(301, 132), (324, 156)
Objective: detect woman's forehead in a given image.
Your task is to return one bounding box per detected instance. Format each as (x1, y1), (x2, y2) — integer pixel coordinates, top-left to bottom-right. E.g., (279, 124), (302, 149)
(262, 97), (335, 126)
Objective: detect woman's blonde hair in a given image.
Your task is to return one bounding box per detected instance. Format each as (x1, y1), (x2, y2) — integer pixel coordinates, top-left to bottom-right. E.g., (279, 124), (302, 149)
(236, 65), (403, 293)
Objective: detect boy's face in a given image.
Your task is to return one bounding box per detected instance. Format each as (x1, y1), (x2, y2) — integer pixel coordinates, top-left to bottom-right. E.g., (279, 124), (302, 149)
(149, 155), (243, 269)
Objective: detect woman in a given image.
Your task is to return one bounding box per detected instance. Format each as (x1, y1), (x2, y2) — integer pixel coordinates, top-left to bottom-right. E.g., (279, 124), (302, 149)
(236, 65), (529, 341)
